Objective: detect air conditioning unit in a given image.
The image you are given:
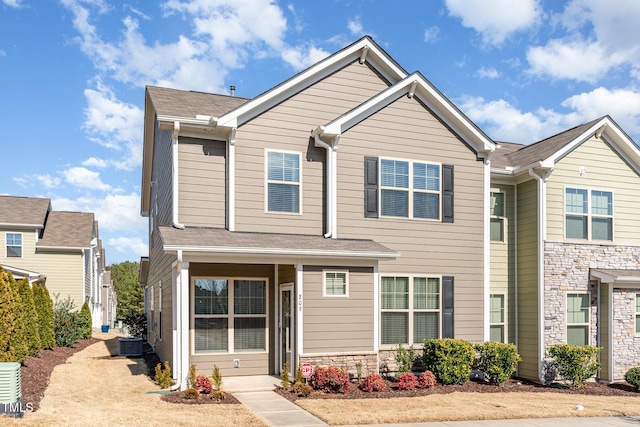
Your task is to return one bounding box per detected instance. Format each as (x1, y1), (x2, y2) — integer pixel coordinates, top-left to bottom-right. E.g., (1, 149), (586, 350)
(119, 337), (143, 356)
(0, 362), (22, 418)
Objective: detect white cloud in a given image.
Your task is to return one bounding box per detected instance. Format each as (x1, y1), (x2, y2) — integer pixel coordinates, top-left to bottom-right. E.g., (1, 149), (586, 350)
(423, 26), (440, 43)
(477, 66), (500, 79)
(347, 17), (363, 37)
(63, 167), (111, 191)
(445, 0), (542, 46)
(13, 174), (61, 189)
(82, 157), (108, 168)
(2, 0), (24, 7)
(107, 236), (148, 259)
(281, 44), (330, 71)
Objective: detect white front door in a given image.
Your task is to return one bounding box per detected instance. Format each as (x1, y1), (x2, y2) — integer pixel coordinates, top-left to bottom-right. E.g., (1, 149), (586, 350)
(279, 283), (294, 375)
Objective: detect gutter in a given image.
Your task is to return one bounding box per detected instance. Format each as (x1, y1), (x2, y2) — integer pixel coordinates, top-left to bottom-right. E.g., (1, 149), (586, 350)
(172, 121), (185, 229)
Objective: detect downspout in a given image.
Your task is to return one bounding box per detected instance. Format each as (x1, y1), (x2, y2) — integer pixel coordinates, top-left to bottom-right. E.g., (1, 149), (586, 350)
(172, 121), (185, 229)
(170, 249), (183, 391)
(528, 167), (551, 375)
(483, 150), (494, 342)
(313, 132), (335, 238)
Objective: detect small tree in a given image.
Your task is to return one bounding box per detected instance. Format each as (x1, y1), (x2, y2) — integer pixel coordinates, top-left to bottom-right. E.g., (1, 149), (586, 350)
(0, 268), (15, 362)
(395, 343), (416, 374)
(7, 272), (28, 363)
(18, 278), (41, 356)
(79, 301), (93, 339)
(33, 283), (55, 349)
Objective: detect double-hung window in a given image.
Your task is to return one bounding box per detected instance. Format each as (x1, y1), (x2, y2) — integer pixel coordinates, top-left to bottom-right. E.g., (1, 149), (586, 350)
(489, 294), (505, 342)
(565, 188), (613, 241)
(324, 271), (348, 297)
(567, 293), (589, 346)
(490, 192), (505, 242)
(636, 294), (640, 334)
(6, 232), (22, 257)
(380, 276), (440, 345)
(267, 150), (301, 213)
(380, 159), (440, 219)
(194, 278), (267, 353)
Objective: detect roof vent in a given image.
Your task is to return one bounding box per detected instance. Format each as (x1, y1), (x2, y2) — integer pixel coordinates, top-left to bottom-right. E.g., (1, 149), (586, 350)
(230, 85), (236, 96)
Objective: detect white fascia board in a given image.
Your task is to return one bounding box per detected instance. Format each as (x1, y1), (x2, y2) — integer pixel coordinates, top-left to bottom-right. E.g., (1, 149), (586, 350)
(590, 270), (640, 284)
(163, 244), (399, 260)
(0, 223), (42, 229)
(216, 38), (408, 129)
(36, 246), (86, 252)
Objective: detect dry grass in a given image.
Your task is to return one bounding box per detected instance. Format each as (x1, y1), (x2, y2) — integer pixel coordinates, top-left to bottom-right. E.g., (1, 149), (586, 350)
(296, 391), (640, 425)
(2, 334), (267, 427)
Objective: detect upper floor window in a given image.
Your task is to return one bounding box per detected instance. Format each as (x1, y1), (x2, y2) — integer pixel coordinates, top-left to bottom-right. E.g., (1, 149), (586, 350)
(565, 188), (612, 241)
(6, 232), (22, 257)
(490, 192), (505, 242)
(567, 293), (589, 346)
(380, 159), (440, 219)
(266, 151), (301, 214)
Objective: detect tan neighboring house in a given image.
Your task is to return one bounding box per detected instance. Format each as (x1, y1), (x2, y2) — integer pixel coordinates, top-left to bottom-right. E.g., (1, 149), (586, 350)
(140, 36), (494, 389)
(0, 195), (107, 328)
(491, 116), (640, 383)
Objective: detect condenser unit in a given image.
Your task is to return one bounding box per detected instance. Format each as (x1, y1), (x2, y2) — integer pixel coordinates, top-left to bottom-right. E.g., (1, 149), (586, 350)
(0, 362), (22, 418)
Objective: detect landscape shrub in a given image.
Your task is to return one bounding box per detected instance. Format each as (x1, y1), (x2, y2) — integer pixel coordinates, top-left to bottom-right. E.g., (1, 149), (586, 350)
(211, 389), (225, 401)
(155, 361), (172, 389)
(184, 388), (200, 399)
(422, 338), (475, 385)
(54, 296), (84, 347)
(18, 278), (41, 356)
(194, 374), (213, 394)
(123, 312), (147, 338)
(212, 365), (223, 390)
(79, 302), (92, 339)
(8, 273), (28, 364)
(280, 362), (291, 389)
(311, 366), (350, 393)
(355, 362), (363, 383)
(33, 283), (55, 350)
(418, 371), (437, 388)
(624, 367), (640, 392)
(294, 363), (304, 384)
(547, 344), (601, 388)
(395, 343), (416, 374)
(474, 341), (521, 385)
(188, 364), (197, 388)
(0, 268), (15, 362)
(396, 372), (418, 390)
(359, 373), (386, 392)
(293, 381), (313, 397)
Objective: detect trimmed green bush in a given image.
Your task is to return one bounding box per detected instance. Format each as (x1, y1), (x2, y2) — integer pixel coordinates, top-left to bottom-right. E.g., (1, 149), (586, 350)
(474, 342), (521, 385)
(123, 312), (147, 338)
(624, 367), (640, 392)
(422, 338), (475, 385)
(18, 278), (41, 356)
(155, 361), (172, 389)
(7, 272), (28, 364)
(0, 268), (16, 362)
(547, 344), (601, 387)
(79, 301), (92, 339)
(33, 283), (55, 349)
(54, 296), (84, 347)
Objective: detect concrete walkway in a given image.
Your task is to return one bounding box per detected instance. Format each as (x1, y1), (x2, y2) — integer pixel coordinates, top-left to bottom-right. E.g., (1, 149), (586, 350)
(234, 391), (327, 427)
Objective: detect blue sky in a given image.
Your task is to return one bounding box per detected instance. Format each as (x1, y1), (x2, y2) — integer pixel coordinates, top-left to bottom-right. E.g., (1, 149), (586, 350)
(2, 0), (640, 265)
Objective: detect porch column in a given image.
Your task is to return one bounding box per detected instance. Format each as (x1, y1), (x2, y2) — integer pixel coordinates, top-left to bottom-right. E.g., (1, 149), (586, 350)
(179, 260), (190, 390)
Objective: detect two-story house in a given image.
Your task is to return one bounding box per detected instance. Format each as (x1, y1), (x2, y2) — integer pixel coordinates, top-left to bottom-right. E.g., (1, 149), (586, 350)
(491, 116), (640, 383)
(0, 195), (107, 327)
(140, 36), (494, 388)
(140, 36), (640, 388)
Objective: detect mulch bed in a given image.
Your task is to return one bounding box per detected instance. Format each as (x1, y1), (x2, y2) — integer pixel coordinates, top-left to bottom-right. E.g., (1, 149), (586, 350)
(275, 377), (639, 402)
(21, 337), (100, 412)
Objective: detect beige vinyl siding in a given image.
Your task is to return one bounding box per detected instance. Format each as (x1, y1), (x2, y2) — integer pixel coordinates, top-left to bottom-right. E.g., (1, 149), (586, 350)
(599, 282), (610, 382)
(490, 184), (516, 344)
(234, 61), (390, 234)
(178, 137), (226, 228)
(302, 266), (374, 353)
(278, 264), (296, 285)
(336, 95), (485, 342)
(516, 179), (540, 380)
(188, 263), (276, 377)
(30, 251), (85, 308)
(546, 136), (640, 243)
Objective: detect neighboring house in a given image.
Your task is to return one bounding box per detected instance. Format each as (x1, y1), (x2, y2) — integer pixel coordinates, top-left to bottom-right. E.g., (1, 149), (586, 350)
(491, 116), (640, 383)
(101, 270), (118, 329)
(0, 195), (107, 327)
(139, 36), (640, 388)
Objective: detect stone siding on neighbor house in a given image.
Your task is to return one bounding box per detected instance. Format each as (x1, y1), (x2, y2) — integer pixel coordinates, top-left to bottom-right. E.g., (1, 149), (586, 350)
(299, 353), (378, 378)
(544, 242), (640, 378)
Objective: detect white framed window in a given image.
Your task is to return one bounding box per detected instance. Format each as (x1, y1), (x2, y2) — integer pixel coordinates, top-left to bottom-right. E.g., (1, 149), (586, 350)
(635, 294), (640, 334)
(565, 188), (613, 241)
(6, 232), (22, 257)
(193, 278), (267, 354)
(489, 294), (505, 342)
(266, 150), (301, 214)
(567, 293), (589, 346)
(490, 192), (505, 242)
(149, 286), (155, 333)
(380, 276), (440, 346)
(380, 158), (440, 220)
(324, 271), (348, 297)
(158, 282), (162, 340)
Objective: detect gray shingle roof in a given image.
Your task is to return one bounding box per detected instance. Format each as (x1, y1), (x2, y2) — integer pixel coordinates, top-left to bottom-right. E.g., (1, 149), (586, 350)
(0, 196), (51, 227)
(37, 211), (95, 249)
(146, 86), (249, 119)
(159, 226), (398, 259)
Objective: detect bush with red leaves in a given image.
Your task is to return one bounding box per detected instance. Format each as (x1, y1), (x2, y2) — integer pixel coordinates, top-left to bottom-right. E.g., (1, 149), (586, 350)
(359, 373), (386, 392)
(418, 371), (437, 388)
(194, 374), (213, 394)
(311, 366), (350, 394)
(396, 372), (418, 390)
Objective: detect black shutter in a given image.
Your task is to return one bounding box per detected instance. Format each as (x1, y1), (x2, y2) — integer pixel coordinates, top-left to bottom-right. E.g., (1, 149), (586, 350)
(364, 156), (378, 218)
(442, 276), (454, 338)
(442, 164), (454, 223)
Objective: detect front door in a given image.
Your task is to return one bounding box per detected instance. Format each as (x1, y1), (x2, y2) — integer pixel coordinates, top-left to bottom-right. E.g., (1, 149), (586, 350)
(279, 283), (294, 375)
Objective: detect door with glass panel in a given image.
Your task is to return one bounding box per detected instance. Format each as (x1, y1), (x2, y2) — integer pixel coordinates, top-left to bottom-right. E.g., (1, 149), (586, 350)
(279, 284), (294, 375)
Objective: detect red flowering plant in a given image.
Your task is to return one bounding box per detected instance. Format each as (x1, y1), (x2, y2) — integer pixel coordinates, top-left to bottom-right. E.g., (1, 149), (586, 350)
(418, 371), (437, 388)
(359, 373), (386, 392)
(311, 366), (350, 393)
(194, 374), (213, 394)
(396, 372), (418, 390)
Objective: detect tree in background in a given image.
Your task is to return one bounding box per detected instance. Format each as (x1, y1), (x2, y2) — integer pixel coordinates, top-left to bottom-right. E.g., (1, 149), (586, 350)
(33, 282), (55, 350)
(18, 278), (41, 356)
(108, 261), (143, 319)
(0, 267), (15, 362)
